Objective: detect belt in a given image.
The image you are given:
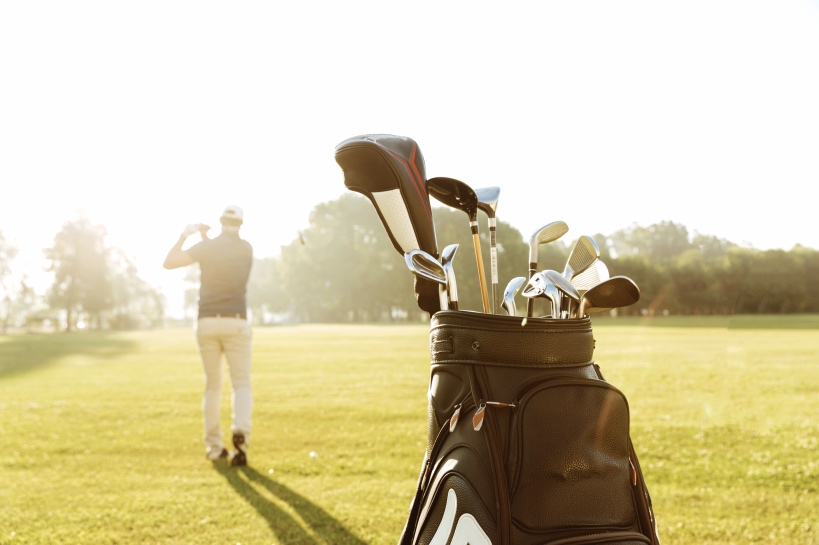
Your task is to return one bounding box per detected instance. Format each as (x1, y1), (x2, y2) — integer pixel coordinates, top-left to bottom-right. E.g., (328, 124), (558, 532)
(201, 313), (246, 320)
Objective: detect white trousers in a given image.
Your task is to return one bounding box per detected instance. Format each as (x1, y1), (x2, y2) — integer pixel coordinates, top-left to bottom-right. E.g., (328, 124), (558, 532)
(196, 317), (252, 451)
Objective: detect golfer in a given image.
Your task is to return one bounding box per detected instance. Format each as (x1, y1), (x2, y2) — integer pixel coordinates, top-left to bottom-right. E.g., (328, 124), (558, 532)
(163, 205), (254, 466)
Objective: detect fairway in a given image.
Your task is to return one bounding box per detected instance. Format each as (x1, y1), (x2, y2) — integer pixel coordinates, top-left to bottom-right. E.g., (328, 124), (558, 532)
(1, 317), (817, 545)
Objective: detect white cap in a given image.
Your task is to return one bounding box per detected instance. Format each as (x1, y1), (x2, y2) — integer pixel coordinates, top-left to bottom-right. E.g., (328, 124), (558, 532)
(221, 205), (244, 224)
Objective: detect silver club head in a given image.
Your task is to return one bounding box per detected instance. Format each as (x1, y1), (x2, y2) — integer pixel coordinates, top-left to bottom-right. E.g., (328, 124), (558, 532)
(578, 275), (641, 317)
(501, 276), (526, 316)
(526, 221), (569, 318)
(571, 260), (610, 296)
(440, 243), (460, 311)
(542, 282), (561, 318)
(474, 187), (500, 219)
(521, 271), (549, 298)
(405, 249), (448, 311)
(543, 269), (581, 318)
(520, 273), (561, 318)
(527, 221), (569, 274)
(563, 235), (600, 281)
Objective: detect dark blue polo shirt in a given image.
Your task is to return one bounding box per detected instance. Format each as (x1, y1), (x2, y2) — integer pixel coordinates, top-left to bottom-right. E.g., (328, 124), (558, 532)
(187, 232), (253, 319)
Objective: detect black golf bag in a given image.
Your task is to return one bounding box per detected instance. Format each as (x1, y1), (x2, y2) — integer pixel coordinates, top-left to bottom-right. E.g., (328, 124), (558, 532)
(398, 311), (661, 545)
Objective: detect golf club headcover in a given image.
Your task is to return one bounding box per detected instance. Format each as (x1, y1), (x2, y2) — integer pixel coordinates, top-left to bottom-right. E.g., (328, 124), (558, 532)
(335, 134), (438, 255)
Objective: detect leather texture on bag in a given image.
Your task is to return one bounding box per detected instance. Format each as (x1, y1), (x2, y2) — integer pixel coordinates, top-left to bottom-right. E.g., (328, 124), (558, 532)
(399, 311), (660, 545)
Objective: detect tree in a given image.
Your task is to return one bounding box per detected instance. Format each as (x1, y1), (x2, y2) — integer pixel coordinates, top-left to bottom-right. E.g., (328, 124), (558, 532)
(108, 248), (166, 329)
(247, 256), (287, 323)
(0, 231), (20, 333)
(606, 221), (693, 263)
(44, 217), (113, 331)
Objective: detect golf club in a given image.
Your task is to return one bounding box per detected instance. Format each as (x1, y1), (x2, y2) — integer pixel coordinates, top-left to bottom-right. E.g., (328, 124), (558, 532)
(501, 276), (526, 316)
(563, 235), (600, 281)
(405, 249), (448, 311)
(521, 272), (561, 318)
(577, 275), (641, 317)
(475, 186), (501, 314)
(571, 260), (610, 297)
(336, 134), (440, 313)
(440, 243), (460, 311)
(526, 221), (569, 317)
(543, 269), (581, 318)
(427, 176), (491, 313)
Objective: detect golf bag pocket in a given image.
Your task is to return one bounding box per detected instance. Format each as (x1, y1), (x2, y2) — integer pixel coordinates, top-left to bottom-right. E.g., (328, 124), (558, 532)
(506, 378), (644, 544)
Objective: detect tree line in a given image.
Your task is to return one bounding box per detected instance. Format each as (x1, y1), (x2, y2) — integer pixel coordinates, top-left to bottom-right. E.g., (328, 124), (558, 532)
(243, 194), (819, 323)
(1, 195), (817, 331)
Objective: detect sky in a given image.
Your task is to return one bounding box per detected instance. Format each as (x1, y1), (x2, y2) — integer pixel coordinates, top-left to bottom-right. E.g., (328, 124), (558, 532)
(2, 1), (818, 317)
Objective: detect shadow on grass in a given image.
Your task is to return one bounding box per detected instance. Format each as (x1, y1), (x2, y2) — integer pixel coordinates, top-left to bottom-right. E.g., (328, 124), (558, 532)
(0, 332), (137, 379)
(213, 464), (368, 545)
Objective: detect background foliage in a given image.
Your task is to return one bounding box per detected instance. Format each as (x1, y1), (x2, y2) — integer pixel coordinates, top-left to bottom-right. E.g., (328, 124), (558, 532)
(1, 195), (818, 329)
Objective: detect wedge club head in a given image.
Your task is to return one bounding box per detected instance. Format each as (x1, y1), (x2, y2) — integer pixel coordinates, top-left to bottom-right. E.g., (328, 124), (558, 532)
(521, 272), (561, 318)
(578, 275), (641, 317)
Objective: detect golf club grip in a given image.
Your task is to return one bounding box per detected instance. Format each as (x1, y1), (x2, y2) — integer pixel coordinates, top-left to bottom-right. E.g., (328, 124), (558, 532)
(490, 228), (498, 314)
(473, 233), (491, 313)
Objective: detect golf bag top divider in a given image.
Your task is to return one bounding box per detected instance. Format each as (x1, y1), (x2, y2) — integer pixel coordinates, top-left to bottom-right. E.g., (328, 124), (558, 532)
(399, 311), (660, 545)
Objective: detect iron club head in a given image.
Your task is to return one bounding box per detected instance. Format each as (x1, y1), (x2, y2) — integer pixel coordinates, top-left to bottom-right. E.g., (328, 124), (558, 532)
(440, 243), (460, 311)
(571, 260), (610, 296)
(563, 235), (600, 281)
(502, 276), (526, 316)
(543, 269), (581, 318)
(405, 249), (448, 311)
(528, 221), (569, 275)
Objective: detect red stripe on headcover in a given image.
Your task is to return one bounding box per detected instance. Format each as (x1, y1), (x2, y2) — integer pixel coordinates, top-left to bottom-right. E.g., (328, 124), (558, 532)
(408, 144), (431, 217)
(384, 144), (432, 221)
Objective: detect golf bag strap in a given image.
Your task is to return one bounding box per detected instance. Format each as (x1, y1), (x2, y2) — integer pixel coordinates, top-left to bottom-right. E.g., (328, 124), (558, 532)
(397, 454), (429, 545)
(629, 437), (661, 544)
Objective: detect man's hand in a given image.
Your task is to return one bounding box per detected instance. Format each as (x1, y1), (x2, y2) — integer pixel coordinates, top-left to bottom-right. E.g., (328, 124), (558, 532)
(181, 224), (200, 239)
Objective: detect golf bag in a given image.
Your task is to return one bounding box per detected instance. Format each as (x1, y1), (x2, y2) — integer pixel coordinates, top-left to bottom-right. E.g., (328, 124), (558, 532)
(398, 311), (661, 545)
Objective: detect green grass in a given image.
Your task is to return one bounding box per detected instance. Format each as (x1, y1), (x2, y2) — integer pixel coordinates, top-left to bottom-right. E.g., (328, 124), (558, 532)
(1, 318), (817, 544)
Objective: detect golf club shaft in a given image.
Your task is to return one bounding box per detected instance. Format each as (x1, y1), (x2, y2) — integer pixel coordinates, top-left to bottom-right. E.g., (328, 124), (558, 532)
(489, 218), (498, 313)
(471, 223), (491, 313)
(526, 267), (536, 318)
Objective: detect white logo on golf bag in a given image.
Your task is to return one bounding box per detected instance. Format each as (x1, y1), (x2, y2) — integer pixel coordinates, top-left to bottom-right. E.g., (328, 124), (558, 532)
(429, 488), (491, 545)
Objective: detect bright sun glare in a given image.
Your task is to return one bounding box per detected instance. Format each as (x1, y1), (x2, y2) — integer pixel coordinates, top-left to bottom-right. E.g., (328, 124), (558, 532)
(2, 1), (819, 318)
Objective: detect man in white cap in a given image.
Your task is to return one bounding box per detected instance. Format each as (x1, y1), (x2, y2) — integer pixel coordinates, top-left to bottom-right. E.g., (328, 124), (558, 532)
(163, 205), (254, 466)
